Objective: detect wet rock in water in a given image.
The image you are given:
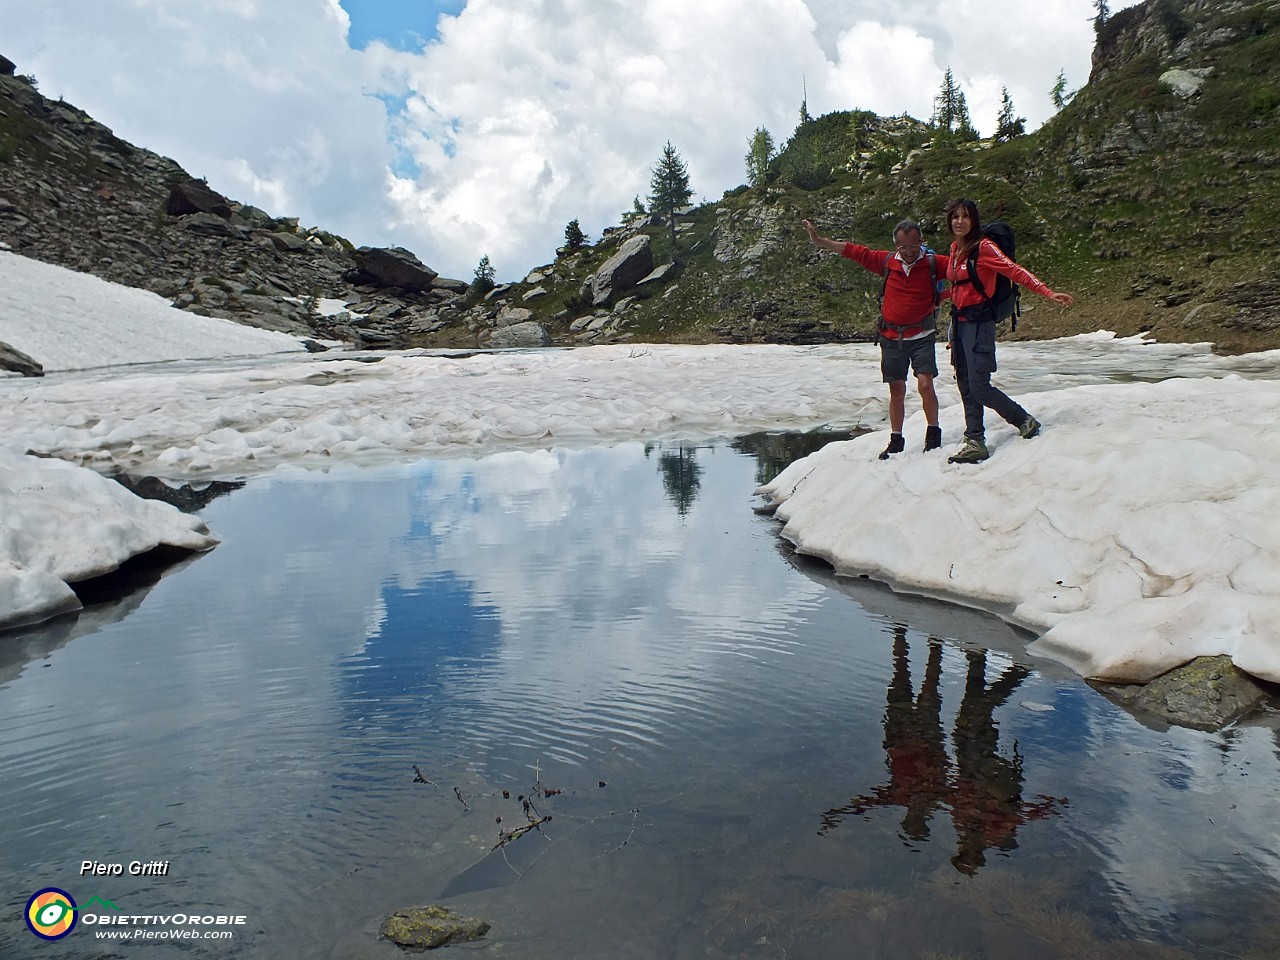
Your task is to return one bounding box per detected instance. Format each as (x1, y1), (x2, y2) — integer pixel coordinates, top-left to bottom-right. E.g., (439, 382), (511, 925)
(379, 904), (490, 950)
(1090, 655), (1275, 731)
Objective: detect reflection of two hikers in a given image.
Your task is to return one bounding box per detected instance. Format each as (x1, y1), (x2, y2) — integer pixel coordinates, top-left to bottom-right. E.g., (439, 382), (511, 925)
(821, 626), (1062, 874)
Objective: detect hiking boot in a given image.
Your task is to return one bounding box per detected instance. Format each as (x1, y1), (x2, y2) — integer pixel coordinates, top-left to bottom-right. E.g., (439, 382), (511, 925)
(947, 438), (989, 464)
(923, 425), (942, 452)
(879, 433), (905, 460)
(1018, 415), (1041, 439)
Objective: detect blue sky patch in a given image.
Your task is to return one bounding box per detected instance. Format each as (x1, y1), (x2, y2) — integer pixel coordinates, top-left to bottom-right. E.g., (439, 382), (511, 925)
(340, 0), (466, 51)
(367, 89), (423, 178)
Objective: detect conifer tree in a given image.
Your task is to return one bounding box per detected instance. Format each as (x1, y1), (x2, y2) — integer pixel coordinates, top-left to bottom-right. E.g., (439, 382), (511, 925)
(932, 67), (964, 134)
(994, 87), (1027, 141)
(1051, 70), (1076, 111)
(955, 92), (979, 142)
(648, 141), (693, 253)
(469, 254), (495, 299)
(745, 127), (775, 187)
(563, 218), (587, 252)
(1093, 0), (1111, 33)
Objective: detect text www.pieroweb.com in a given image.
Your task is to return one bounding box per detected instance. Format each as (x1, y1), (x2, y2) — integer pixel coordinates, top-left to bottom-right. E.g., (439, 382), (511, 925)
(95, 928), (235, 941)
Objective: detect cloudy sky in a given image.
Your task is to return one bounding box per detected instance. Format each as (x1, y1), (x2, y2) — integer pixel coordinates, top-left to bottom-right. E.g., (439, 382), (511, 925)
(1, 0), (1141, 281)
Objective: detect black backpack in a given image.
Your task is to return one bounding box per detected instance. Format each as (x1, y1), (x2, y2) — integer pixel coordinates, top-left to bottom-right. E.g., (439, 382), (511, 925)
(964, 221), (1022, 331)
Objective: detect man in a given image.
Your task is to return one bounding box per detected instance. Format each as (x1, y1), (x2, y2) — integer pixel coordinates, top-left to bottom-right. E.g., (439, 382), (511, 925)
(802, 218), (942, 458)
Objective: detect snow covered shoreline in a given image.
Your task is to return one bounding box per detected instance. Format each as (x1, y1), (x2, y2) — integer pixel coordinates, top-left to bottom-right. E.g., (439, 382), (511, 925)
(758, 375), (1280, 684)
(3, 250), (1280, 686)
(0, 449), (218, 630)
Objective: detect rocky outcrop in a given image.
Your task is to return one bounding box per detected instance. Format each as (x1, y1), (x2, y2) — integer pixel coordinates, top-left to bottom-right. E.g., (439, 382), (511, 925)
(637, 261), (678, 288)
(0, 339), (43, 376)
(1092, 0), (1258, 83)
(714, 198), (788, 278)
(348, 245), (439, 292)
(0, 66), (470, 351)
(589, 234), (653, 306)
(165, 179), (234, 218)
(1160, 67), (1211, 99)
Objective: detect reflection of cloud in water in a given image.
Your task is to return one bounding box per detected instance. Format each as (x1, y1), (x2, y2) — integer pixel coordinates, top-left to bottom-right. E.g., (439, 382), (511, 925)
(1063, 710), (1280, 937)
(359, 442), (832, 768)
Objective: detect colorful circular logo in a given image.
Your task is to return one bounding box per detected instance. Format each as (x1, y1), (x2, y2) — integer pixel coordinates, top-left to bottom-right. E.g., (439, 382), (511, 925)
(25, 888), (78, 941)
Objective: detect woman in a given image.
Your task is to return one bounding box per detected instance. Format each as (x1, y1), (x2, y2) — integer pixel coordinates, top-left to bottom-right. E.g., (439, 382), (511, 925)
(942, 198), (1074, 464)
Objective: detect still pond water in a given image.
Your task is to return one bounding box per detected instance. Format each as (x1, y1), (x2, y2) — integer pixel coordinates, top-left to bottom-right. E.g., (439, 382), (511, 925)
(3, 435), (1280, 960)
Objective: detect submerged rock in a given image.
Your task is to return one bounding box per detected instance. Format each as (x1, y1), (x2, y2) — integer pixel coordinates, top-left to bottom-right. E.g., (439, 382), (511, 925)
(379, 904), (490, 951)
(1090, 655), (1275, 732)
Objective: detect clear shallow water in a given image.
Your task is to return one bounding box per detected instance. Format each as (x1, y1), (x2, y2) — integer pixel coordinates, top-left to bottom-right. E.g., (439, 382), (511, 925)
(2, 437), (1280, 960)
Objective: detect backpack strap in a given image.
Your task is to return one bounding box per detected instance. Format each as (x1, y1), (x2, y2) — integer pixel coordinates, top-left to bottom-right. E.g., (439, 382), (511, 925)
(878, 252), (940, 339)
(960, 239), (1022, 331)
(882, 252), (941, 307)
(965, 242), (992, 304)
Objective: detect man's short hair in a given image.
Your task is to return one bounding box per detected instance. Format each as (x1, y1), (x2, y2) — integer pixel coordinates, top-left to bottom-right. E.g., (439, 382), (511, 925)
(893, 220), (922, 242)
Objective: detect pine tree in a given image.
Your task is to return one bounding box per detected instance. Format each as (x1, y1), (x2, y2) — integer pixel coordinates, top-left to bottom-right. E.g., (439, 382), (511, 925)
(799, 77), (812, 125)
(648, 141), (693, 253)
(745, 126), (775, 187)
(563, 218), (587, 252)
(932, 67), (963, 134)
(1051, 70), (1076, 111)
(994, 87), (1027, 141)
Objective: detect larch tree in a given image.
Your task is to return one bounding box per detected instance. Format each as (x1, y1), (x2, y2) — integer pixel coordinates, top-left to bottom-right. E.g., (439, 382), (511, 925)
(745, 126), (775, 187)
(1051, 70), (1076, 111)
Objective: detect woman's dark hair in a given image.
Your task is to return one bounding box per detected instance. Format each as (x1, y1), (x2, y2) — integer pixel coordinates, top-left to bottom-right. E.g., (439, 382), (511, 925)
(944, 197), (982, 253)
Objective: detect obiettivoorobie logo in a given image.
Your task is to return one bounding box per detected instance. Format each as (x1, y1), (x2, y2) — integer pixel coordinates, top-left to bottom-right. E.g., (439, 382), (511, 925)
(25, 887), (78, 941)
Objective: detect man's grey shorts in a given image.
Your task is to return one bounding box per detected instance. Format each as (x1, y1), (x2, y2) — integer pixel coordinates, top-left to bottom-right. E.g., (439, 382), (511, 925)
(880, 332), (938, 383)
